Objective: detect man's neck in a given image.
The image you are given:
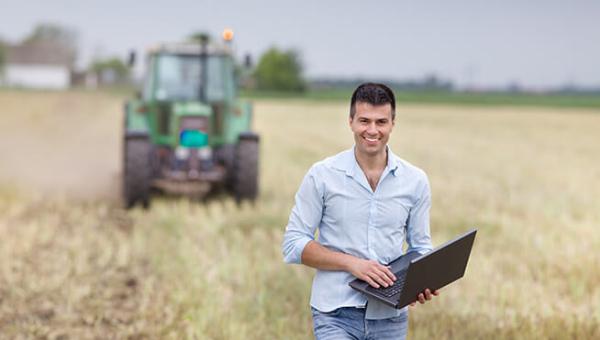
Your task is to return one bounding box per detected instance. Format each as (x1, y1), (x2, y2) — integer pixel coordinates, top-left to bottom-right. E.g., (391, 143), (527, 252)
(354, 147), (388, 173)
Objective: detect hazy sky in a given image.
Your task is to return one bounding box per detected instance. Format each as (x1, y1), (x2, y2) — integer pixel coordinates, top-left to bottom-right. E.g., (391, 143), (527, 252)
(1, 0), (599, 88)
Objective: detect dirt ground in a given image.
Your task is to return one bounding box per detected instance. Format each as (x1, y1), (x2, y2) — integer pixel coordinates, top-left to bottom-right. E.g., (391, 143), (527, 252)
(0, 90), (185, 338)
(0, 90), (122, 201)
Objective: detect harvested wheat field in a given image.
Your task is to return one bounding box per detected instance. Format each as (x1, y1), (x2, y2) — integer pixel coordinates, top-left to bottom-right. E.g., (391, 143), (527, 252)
(0, 90), (599, 339)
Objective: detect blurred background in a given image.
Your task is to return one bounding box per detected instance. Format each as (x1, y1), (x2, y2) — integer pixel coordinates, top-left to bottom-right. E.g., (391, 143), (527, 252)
(0, 1), (599, 339)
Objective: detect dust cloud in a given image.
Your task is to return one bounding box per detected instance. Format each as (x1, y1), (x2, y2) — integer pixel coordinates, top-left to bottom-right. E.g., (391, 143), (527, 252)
(0, 90), (123, 201)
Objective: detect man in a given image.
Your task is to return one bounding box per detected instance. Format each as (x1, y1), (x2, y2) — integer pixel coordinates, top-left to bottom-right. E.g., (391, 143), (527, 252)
(282, 83), (438, 339)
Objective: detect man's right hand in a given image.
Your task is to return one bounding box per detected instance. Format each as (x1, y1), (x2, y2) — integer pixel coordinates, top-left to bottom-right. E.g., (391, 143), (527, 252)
(347, 258), (396, 288)
(300, 241), (396, 288)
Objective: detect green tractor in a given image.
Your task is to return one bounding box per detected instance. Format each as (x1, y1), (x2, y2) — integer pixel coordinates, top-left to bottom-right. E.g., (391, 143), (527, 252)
(123, 33), (258, 208)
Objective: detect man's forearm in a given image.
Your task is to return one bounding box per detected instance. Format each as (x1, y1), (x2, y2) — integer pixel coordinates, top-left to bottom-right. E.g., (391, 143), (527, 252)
(300, 240), (355, 271)
(300, 240), (397, 288)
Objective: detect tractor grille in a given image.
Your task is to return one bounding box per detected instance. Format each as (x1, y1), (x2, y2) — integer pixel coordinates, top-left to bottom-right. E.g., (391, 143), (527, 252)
(180, 116), (209, 132)
(179, 116), (209, 148)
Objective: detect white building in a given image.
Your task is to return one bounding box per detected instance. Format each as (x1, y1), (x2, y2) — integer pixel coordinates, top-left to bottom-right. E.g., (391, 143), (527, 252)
(1, 41), (74, 89)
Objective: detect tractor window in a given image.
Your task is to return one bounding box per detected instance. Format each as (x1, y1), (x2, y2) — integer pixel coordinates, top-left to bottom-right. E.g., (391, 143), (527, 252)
(142, 57), (154, 100)
(206, 57), (234, 102)
(155, 55), (202, 101)
(152, 54), (232, 102)
(206, 57), (226, 101)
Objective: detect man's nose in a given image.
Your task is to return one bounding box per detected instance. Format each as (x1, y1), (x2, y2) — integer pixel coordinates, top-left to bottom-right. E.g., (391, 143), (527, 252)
(366, 122), (377, 134)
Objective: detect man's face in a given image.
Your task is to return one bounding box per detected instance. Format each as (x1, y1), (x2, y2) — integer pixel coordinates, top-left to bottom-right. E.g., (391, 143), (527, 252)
(349, 101), (395, 157)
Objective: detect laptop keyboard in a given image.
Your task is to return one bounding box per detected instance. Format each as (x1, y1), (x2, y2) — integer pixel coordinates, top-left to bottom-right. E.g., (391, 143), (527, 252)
(367, 269), (407, 297)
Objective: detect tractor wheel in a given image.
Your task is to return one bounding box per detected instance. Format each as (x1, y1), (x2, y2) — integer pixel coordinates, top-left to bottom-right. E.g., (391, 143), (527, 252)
(232, 136), (259, 202)
(123, 137), (151, 208)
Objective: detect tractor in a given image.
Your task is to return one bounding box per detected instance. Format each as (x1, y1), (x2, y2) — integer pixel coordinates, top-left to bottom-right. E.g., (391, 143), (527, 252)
(122, 31), (259, 208)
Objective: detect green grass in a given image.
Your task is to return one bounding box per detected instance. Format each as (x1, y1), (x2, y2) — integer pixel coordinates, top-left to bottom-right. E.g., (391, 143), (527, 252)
(241, 89), (600, 109)
(3, 85), (599, 109)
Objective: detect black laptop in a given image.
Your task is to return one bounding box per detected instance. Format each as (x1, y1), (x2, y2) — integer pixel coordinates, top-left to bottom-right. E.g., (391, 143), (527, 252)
(349, 229), (477, 309)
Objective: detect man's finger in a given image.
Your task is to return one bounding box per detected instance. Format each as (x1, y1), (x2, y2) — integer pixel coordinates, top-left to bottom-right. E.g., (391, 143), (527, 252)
(384, 265), (397, 281)
(370, 270), (391, 287)
(433, 289), (440, 296)
(424, 289), (432, 300)
(410, 301), (416, 307)
(364, 276), (379, 289)
(379, 269), (395, 286)
(371, 267), (393, 287)
(418, 293), (425, 304)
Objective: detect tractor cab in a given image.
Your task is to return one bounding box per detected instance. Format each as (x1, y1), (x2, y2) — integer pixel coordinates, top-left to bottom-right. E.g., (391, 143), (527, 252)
(141, 42), (237, 146)
(143, 44), (235, 101)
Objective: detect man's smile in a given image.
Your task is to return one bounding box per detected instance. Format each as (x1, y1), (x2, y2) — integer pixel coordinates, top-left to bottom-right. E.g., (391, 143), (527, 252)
(363, 135), (380, 144)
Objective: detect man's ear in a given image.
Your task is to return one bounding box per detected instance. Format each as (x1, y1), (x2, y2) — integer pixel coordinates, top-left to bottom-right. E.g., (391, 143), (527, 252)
(348, 116), (353, 127)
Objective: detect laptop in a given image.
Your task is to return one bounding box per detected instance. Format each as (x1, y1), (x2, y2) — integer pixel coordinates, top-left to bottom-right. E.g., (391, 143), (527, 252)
(349, 228), (477, 309)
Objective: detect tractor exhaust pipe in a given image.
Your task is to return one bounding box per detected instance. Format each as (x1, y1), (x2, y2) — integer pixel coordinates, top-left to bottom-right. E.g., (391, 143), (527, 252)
(198, 34), (209, 102)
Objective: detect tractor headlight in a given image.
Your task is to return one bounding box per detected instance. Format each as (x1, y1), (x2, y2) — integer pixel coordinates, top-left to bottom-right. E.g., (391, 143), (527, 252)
(175, 146), (190, 160)
(198, 147), (212, 160)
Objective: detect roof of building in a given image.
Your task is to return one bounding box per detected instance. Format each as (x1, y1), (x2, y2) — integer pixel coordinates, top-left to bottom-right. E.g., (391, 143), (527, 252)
(6, 40), (75, 67)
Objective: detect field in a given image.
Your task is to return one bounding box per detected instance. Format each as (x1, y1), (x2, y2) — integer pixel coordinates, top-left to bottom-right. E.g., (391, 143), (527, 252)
(241, 89), (600, 109)
(0, 90), (599, 339)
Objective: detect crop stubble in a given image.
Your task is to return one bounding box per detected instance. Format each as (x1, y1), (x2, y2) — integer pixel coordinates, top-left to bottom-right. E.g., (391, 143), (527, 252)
(0, 90), (599, 339)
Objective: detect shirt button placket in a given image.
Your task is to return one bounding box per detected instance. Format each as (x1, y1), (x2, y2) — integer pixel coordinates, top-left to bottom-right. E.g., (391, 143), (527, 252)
(367, 194), (377, 259)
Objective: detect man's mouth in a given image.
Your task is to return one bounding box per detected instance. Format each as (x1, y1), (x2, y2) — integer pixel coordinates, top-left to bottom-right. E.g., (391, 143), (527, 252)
(363, 136), (379, 143)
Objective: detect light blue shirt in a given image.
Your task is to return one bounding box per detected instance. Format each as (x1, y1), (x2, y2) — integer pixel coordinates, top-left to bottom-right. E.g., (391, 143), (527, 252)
(282, 146), (433, 319)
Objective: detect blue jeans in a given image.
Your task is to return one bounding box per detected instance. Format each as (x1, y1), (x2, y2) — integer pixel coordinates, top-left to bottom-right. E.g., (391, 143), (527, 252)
(311, 307), (408, 340)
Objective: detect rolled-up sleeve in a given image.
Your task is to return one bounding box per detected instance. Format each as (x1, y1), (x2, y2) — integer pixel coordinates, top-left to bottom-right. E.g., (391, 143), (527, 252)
(406, 173), (433, 255)
(282, 165), (324, 264)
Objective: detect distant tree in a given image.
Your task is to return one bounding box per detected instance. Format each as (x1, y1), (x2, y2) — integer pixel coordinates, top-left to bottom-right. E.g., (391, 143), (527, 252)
(254, 47), (305, 92)
(24, 23), (78, 66)
(25, 23), (76, 43)
(0, 39), (6, 74)
(90, 57), (130, 84)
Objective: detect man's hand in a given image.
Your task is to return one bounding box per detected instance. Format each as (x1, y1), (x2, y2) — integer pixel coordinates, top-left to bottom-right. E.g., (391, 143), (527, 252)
(300, 241), (395, 288)
(347, 258), (396, 288)
(409, 288), (440, 307)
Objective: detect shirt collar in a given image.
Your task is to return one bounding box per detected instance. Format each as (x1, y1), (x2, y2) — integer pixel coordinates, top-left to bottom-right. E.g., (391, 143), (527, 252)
(335, 145), (400, 177)
(386, 146), (400, 177)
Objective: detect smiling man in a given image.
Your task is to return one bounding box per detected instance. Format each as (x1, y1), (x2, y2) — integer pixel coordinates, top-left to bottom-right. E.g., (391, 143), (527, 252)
(282, 83), (438, 340)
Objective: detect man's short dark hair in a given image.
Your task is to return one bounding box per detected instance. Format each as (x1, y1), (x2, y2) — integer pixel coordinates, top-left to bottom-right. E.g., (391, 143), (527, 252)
(349, 82), (396, 120)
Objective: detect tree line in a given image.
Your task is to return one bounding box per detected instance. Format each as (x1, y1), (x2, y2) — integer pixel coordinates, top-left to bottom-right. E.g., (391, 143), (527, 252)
(0, 24), (306, 92)
(188, 32), (306, 93)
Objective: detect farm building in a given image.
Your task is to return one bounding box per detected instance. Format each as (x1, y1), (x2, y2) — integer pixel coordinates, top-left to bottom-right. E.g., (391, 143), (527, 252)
(1, 41), (75, 89)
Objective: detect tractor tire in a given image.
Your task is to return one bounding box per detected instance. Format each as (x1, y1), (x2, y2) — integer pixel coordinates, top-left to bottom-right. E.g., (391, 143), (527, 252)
(232, 136), (259, 202)
(123, 136), (151, 209)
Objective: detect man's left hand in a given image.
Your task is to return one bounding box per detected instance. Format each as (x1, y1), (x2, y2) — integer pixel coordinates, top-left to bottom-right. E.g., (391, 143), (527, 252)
(409, 288), (439, 307)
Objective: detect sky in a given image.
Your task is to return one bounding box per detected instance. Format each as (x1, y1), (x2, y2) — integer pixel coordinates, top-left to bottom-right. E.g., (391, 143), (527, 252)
(1, 0), (599, 89)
